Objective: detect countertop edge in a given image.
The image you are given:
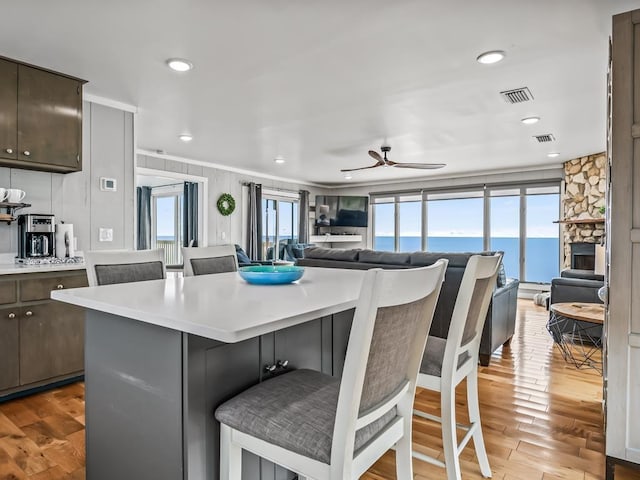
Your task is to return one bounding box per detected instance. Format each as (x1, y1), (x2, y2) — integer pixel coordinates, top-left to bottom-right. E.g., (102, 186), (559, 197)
(0, 263), (86, 275)
(51, 289), (358, 343)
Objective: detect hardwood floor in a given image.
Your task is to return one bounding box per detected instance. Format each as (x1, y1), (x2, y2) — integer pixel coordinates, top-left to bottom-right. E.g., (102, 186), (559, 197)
(0, 300), (637, 479)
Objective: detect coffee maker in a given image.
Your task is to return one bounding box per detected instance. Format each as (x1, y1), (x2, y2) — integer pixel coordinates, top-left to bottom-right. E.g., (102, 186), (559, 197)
(18, 214), (56, 258)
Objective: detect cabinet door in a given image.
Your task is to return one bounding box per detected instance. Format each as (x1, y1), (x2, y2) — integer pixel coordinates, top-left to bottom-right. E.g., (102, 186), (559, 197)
(0, 306), (20, 391)
(20, 301), (84, 385)
(17, 65), (82, 170)
(274, 318), (324, 372)
(0, 59), (17, 160)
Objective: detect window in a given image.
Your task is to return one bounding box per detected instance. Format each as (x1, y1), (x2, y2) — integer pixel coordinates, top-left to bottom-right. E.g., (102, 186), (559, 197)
(427, 191), (483, 252)
(372, 182), (561, 283)
(261, 192), (299, 260)
(151, 188), (183, 267)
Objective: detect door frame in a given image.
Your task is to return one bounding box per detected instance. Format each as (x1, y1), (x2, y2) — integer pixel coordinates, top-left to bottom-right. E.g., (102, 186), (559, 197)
(136, 166), (209, 248)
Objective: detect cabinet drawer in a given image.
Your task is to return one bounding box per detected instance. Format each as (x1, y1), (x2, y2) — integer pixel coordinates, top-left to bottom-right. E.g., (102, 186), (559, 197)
(0, 279), (17, 305)
(20, 273), (88, 302)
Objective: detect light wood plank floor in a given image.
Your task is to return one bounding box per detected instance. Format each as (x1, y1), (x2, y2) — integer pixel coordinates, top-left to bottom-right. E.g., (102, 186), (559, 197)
(0, 301), (638, 479)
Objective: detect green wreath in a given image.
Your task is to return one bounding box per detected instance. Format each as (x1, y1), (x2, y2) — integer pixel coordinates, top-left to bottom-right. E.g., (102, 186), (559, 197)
(217, 193), (236, 216)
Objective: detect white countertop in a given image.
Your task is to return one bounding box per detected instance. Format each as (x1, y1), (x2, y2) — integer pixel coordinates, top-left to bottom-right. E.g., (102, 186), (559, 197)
(0, 262), (86, 275)
(51, 267), (365, 343)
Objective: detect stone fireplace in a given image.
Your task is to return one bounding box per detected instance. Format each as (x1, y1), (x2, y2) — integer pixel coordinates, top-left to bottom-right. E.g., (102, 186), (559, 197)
(561, 153), (606, 269)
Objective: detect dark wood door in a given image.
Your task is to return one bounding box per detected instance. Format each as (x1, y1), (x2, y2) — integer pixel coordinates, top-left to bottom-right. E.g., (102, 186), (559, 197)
(0, 59), (18, 161)
(0, 306), (20, 391)
(17, 65), (82, 170)
(19, 301), (84, 385)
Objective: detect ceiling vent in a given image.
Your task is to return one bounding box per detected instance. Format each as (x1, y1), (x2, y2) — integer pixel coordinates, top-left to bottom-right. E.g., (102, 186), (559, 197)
(534, 134), (556, 143)
(499, 87), (533, 104)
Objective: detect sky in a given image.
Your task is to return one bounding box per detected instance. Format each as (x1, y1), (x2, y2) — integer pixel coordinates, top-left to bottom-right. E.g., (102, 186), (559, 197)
(374, 194), (560, 238)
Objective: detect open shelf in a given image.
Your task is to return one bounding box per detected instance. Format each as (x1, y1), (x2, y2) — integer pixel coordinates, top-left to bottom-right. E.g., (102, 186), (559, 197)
(0, 202), (31, 224)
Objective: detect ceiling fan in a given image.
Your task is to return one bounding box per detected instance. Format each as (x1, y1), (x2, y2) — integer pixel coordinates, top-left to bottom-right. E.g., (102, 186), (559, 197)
(340, 145), (446, 172)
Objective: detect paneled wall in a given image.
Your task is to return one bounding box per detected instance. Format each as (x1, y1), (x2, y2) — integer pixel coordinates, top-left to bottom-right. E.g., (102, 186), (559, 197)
(137, 154), (330, 247)
(0, 102), (134, 256)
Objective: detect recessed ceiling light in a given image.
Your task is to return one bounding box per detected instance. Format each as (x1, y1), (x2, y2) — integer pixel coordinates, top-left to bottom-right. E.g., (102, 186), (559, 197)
(547, 152), (560, 158)
(521, 116), (540, 125)
(344, 174), (353, 180)
(179, 134), (193, 142)
(166, 58), (193, 72)
(476, 50), (506, 65)
(274, 156), (285, 164)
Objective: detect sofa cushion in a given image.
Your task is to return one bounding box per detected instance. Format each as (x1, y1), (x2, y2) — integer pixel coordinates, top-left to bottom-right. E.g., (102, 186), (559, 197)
(358, 250), (410, 265)
(410, 252), (488, 268)
(234, 244), (253, 264)
(303, 247), (360, 262)
(560, 269), (604, 282)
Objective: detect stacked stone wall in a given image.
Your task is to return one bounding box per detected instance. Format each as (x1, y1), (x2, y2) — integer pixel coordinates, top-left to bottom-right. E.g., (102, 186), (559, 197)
(562, 152), (606, 268)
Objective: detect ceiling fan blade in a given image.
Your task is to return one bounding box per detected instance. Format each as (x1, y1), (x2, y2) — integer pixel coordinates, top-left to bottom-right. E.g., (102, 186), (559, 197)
(392, 162), (446, 169)
(368, 150), (384, 162)
(340, 162), (384, 172)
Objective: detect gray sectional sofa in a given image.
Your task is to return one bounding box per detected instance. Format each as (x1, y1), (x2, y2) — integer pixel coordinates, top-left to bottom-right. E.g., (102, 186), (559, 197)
(297, 247), (519, 366)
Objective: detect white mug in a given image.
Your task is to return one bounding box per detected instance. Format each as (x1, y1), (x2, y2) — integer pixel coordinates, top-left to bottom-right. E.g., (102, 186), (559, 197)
(0, 188), (7, 202)
(7, 189), (26, 203)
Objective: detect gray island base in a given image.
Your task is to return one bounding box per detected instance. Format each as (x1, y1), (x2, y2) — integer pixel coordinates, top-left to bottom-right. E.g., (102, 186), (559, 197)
(52, 268), (366, 480)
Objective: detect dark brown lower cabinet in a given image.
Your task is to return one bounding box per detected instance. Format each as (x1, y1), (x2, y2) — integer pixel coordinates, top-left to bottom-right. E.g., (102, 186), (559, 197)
(0, 270), (87, 399)
(0, 306), (20, 391)
(20, 301), (84, 385)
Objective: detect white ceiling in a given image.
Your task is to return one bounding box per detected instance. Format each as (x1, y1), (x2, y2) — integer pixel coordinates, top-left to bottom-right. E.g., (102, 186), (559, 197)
(2, 0), (639, 186)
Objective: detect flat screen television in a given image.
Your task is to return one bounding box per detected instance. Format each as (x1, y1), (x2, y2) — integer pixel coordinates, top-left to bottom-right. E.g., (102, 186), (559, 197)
(315, 195), (369, 227)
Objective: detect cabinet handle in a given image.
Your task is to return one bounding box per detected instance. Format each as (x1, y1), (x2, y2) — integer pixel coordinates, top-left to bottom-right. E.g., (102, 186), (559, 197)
(25, 311), (33, 316)
(8, 312), (15, 319)
(5, 148), (13, 154)
(23, 150), (30, 157)
(264, 364), (277, 373)
(57, 284), (64, 289)
(277, 360), (289, 369)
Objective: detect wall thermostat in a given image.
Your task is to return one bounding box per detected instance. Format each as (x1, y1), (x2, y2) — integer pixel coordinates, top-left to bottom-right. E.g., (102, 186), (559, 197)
(100, 177), (117, 192)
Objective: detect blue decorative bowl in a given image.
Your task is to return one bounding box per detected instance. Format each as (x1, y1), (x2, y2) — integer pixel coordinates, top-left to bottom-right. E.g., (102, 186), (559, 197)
(238, 265), (305, 285)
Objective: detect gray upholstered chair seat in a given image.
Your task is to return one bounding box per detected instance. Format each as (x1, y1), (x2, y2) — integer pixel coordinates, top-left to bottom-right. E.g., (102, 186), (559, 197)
(419, 336), (469, 377)
(215, 369), (397, 464)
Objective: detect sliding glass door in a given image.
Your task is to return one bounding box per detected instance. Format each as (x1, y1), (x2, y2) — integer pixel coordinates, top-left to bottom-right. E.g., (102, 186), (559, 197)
(261, 196), (299, 260)
(152, 190), (184, 267)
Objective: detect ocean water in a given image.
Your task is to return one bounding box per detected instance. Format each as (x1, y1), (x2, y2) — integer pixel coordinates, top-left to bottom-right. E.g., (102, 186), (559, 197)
(374, 236), (559, 283)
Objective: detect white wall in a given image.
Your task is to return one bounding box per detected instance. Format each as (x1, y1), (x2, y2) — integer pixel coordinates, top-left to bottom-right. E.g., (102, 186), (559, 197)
(137, 154), (331, 247)
(0, 101), (135, 255)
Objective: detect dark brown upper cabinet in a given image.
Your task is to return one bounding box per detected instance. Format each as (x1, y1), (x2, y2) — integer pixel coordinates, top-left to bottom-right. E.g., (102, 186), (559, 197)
(0, 56), (86, 173)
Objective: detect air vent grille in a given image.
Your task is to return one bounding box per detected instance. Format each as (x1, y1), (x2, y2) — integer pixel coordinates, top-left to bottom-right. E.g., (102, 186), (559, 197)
(534, 134), (556, 143)
(500, 87), (533, 104)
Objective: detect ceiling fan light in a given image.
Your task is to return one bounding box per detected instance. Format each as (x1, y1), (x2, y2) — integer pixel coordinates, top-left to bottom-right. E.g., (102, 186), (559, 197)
(476, 50), (506, 65)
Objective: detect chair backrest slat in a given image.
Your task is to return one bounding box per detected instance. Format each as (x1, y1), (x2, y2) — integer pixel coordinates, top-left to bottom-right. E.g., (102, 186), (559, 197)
(445, 254), (502, 366)
(85, 249), (166, 287)
(182, 245), (238, 277)
(330, 259), (448, 474)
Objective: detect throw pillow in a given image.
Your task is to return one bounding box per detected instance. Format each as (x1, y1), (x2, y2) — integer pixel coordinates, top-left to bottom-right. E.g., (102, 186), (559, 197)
(497, 262), (507, 287)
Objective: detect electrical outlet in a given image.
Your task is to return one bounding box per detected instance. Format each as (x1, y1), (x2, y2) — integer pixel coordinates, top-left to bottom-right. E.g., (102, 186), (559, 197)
(99, 228), (113, 242)
(221, 231), (226, 240)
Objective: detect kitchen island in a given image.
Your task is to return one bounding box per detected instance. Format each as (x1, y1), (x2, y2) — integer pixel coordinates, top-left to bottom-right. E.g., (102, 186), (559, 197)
(51, 267), (366, 480)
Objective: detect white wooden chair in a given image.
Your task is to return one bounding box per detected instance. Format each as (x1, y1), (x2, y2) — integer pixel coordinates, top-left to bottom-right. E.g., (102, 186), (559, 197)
(181, 244), (238, 277)
(215, 259), (449, 480)
(413, 253), (502, 480)
(85, 249), (166, 287)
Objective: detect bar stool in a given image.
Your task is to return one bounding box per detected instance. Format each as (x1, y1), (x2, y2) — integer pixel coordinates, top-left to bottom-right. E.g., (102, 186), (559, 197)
(215, 260), (448, 480)
(413, 253), (502, 480)
(85, 249), (166, 286)
(181, 244), (238, 276)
